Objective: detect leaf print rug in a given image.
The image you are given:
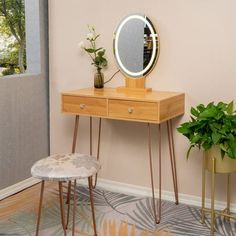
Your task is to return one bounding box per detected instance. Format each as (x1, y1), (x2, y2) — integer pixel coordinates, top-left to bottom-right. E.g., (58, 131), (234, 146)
(0, 182), (235, 235)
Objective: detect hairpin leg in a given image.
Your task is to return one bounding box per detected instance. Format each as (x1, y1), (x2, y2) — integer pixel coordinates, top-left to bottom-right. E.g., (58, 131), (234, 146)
(59, 182), (67, 236)
(92, 118), (102, 189)
(36, 180), (45, 236)
(72, 180), (77, 236)
(66, 115), (80, 225)
(166, 120), (179, 204)
(88, 176), (98, 236)
(147, 123), (162, 224)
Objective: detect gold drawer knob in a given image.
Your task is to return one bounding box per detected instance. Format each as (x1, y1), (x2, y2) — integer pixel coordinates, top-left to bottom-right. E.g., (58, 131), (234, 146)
(128, 107), (134, 113)
(80, 104), (86, 109)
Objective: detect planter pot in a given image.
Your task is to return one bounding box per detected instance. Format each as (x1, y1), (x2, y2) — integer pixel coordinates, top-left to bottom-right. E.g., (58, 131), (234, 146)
(204, 145), (236, 173)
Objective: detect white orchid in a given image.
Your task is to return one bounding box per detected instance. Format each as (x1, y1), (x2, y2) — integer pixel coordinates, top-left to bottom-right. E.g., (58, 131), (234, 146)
(80, 25), (108, 72)
(87, 32), (95, 41)
(78, 41), (85, 50)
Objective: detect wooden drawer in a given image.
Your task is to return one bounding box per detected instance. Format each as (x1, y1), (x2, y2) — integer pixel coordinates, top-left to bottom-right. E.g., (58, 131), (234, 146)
(62, 95), (107, 116)
(108, 99), (158, 121)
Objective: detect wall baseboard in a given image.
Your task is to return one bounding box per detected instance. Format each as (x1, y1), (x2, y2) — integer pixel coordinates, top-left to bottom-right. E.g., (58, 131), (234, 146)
(95, 178), (236, 212)
(0, 177), (41, 201)
(1, 177), (235, 213)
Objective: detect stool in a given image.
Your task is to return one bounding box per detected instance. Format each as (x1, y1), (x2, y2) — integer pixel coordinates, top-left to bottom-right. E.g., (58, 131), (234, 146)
(31, 153), (101, 236)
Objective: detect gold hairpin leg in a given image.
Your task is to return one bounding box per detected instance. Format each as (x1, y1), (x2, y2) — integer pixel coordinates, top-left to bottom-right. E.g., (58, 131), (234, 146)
(72, 180), (77, 236)
(147, 123), (162, 224)
(66, 115), (80, 225)
(88, 176), (98, 236)
(166, 120), (178, 204)
(92, 118), (102, 189)
(36, 180), (45, 236)
(59, 182), (67, 236)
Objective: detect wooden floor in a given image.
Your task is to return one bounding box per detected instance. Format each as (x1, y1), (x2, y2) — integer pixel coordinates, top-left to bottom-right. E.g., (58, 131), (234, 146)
(0, 182), (169, 236)
(0, 182), (58, 220)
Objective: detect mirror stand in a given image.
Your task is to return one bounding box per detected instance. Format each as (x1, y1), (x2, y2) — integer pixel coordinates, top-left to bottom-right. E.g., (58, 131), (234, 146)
(116, 77), (152, 93)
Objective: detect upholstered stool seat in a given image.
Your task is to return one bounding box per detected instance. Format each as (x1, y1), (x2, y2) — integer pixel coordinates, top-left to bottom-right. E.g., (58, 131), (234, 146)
(31, 153), (100, 181)
(31, 153), (100, 236)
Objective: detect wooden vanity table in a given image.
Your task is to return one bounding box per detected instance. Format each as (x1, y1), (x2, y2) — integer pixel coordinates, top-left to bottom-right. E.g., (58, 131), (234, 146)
(61, 87), (185, 223)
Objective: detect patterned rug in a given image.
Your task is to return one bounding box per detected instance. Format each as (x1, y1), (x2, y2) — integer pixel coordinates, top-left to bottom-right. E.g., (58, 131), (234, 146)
(0, 182), (235, 235)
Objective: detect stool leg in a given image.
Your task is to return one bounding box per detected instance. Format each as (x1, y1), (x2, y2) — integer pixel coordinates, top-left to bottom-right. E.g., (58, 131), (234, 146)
(201, 153), (206, 224)
(66, 182), (71, 229)
(88, 177), (97, 236)
(36, 180), (45, 236)
(59, 182), (67, 236)
(72, 180), (77, 236)
(211, 158), (216, 236)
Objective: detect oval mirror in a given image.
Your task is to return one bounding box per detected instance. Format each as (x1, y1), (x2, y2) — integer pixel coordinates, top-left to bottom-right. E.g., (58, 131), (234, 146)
(114, 14), (159, 79)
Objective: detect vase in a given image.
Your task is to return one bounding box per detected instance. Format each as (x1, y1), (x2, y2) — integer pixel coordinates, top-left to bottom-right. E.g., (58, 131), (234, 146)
(94, 71), (104, 88)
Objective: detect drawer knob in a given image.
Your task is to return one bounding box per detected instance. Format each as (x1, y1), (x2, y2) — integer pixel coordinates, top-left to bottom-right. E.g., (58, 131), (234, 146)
(80, 104), (86, 109)
(128, 107), (134, 113)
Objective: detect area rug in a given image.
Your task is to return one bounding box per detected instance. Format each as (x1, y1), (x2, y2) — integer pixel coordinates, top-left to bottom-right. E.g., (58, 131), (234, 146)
(0, 182), (235, 235)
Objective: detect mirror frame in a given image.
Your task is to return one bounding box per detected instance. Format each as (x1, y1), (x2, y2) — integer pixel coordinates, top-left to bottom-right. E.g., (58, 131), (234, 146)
(113, 14), (160, 79)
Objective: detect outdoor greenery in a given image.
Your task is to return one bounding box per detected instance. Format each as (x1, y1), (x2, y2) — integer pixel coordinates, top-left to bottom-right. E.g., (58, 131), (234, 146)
(177, 101), (236, 159)
(79, 25), (107, 74)
(0, 0), (26, 76)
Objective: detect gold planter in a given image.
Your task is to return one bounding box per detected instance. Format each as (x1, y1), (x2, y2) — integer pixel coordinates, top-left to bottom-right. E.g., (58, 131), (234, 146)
(201, 145), (236, 236)
(204, 145), (236, 173)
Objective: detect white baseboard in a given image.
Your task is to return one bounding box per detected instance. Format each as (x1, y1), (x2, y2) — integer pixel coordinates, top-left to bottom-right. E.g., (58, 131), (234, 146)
(95, 178), (236, 212)
(1, 177), (235, 213)
(0, 177), (41, 200)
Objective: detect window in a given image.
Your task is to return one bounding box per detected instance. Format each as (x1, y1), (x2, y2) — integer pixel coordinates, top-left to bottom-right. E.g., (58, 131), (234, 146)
(0, 0), (26, 77)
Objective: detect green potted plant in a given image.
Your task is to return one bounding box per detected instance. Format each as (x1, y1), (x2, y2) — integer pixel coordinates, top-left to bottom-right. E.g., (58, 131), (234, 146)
(177, 101), (236, 173)
(79, 25), (108, 88)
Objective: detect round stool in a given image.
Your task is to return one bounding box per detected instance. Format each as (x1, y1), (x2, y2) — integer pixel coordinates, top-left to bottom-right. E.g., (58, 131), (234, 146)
(31, 153), (101, 236)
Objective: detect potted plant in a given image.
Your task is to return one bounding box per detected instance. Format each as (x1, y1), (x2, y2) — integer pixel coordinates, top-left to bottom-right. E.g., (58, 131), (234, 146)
(79, 25), (108, 88)
(177, 101), (236, 173)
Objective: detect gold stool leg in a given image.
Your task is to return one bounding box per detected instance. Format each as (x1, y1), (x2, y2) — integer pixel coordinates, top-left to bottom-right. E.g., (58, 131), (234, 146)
(36, 180), (45, 236)
(66, 182), (71, 229)
(59, 182), (67, 236)
(88, 176), (98, 236)
(211, 157), (216, 236)
(72, 180), (77, 236)
(201, 153), (206, 224)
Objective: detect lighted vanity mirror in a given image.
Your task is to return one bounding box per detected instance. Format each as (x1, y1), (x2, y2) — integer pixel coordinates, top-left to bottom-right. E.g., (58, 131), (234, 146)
(114, 14), (159, 80)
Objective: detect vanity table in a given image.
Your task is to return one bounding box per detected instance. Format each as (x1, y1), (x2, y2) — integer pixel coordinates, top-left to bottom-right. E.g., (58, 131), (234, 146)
(61, 87), (185, 223)
(61, 13), (185, 224)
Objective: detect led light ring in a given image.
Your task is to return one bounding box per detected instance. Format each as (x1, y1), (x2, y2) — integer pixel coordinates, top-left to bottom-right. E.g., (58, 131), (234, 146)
(115, 15), (157, 77)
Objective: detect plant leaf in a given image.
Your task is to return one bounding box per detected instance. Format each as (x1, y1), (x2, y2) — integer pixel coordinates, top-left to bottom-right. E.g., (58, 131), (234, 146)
(186, 145), (194, 159)
(212, 132), (221, 144)
(226, 101), (234, 115)
(190, 107), (199, 117)
(84, 48), (95, 53)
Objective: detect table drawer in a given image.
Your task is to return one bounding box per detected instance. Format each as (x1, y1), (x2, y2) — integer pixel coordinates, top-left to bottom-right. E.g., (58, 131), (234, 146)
(62, 95), (107, 116)
(108, 99), (158, 121)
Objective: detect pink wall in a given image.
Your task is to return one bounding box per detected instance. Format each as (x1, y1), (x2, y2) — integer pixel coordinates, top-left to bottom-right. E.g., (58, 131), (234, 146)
(49, 0), (236, 203)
